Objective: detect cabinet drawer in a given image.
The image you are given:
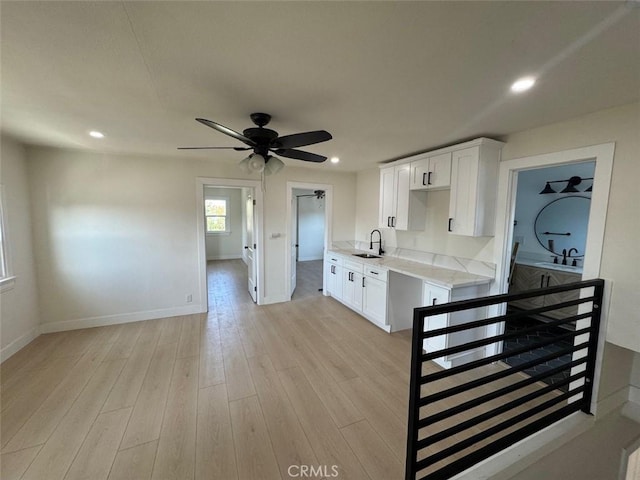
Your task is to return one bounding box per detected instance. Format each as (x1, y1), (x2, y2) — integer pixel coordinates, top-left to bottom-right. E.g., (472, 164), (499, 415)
(343, 260), (364, 273)
(364, 266), (388, 281)
(326, 254), (343, 266)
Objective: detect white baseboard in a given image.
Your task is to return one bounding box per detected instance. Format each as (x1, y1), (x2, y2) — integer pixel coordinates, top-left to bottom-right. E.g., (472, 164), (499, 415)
(1, 327), (40, 363)
(261, 294), (290, 305)
(206, 254), (242, 261)
(298, 255), (323, 262)
(39, 304), (206, 334)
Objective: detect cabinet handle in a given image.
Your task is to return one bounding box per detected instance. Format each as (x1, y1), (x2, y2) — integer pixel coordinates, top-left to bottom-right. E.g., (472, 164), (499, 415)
(427, 171), (433, 185)
(422, 172), (427, 186)
(392, 216), (396, 227)
(362, 277), (365, 288)
(331, 258), (337, 261)
(369, 270), (378, 275)
(546, 275), (550, 287)
(540, 275), (545, 288)
(387, 216), (391, 227)
(448, 218), (453, 232)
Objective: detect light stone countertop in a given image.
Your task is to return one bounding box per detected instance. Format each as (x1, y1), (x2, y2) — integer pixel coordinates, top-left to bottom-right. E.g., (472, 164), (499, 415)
(327, 248), (493, 289)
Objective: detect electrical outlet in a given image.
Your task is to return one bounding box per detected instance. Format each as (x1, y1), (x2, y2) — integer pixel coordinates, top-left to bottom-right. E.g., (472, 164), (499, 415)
(186, 294), (193, 303)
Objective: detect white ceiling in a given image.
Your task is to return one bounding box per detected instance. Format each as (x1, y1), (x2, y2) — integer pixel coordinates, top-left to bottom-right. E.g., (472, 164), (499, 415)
(1, 1), (639, 172)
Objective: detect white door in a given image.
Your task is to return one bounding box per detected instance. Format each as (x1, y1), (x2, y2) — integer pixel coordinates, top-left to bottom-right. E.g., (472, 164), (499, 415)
(246, 194), (257, 302)
(290, 194), (297, 297)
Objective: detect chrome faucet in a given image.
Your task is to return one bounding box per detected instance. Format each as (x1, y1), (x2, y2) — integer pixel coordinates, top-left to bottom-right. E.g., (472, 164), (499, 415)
(370, 229), (384, 256)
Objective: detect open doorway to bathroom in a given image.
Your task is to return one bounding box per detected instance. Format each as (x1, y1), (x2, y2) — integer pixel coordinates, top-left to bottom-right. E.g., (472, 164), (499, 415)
(504, 162), (595, 390)
(286, 182), (333, 301)
(493, 143), (613, 407)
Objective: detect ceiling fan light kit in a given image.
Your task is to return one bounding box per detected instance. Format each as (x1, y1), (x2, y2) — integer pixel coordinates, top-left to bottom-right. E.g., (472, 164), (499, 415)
(179, 112), (332, 175)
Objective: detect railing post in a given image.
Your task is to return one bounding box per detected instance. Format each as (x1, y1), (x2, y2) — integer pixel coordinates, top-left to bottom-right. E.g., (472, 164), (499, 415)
(405, 308), (425, 480)
(580, 280), (604, 414)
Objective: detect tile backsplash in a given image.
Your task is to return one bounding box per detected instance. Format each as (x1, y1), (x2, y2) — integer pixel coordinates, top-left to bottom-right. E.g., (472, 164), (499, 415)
(331, 241), (496, 278)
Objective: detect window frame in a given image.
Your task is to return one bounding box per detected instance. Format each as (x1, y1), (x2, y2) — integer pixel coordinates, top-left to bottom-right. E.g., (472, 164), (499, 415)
(0, 185), (15, 292)
(204, 196), (231, 235)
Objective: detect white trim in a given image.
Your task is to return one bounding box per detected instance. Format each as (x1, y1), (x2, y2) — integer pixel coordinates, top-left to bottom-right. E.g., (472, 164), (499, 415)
(453, 413), (594, 480)
(493, 142), (615, 415)
(196, 177), (264, 307)
(38, 304), (204, 334)
(0, 327), (39, 363)
(0, 275), (16, 293)
(286, 182), (333, 300)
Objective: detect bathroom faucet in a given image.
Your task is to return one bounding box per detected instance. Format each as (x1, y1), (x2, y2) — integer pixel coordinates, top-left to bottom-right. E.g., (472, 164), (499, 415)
(561, 249), (567, 265)
(370, 229), (384, 256)
(567, 248), (578, 257)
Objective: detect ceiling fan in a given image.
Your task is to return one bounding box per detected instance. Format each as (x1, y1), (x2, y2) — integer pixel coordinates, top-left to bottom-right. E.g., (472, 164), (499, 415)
(179, 113), (332, 175)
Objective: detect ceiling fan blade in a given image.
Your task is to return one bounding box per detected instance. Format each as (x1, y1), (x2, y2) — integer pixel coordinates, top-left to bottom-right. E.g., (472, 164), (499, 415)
(274, 130), (332, 149)
(177, 146), (252, 150)
(195, 118), (256, 147)
(274, 148), (327, 163)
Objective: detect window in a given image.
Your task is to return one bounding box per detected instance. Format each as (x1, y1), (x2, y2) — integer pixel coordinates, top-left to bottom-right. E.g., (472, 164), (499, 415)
(205, 197), (230, 234)
(0, 186), (13, 291)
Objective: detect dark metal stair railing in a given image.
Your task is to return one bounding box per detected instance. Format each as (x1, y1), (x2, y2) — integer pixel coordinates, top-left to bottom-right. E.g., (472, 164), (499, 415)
(405, 279), (604, 480)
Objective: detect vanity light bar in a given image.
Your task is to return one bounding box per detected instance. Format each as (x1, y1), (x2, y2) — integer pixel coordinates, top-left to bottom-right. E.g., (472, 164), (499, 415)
(539, 176), (594, 194)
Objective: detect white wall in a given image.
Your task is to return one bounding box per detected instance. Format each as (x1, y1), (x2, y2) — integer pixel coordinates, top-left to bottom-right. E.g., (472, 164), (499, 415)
(0, 136), (41, 360)
(204, 186), (243, 260)
(25, 147), (357, 329)
(294, 189), (325, 261)
(502, 102), (640, 355)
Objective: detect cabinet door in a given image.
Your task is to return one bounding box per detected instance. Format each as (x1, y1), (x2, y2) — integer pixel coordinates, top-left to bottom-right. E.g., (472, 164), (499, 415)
(393, 164), (411, 230)
(362, 276), (387, 325)
(543, 270), (581, 320)
(422, 283), (451, 353)
(509, 264), (544, 310)
(449, 147), (480, 236)
(409, 157), (430, 190)
(342, 270), (363, 311)
(427, 152), (452, 189)
(379, 166), (396, 228)
(326, 263), (343, 301)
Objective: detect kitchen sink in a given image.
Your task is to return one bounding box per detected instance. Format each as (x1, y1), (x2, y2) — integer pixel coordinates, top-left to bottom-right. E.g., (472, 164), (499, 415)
(352, 253), (381, 259)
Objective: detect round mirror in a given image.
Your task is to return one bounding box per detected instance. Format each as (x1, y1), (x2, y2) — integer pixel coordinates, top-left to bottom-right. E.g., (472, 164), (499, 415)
(534, 196), (590, 257)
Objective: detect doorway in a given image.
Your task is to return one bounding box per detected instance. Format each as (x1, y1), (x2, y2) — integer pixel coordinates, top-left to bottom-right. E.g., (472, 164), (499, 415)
(196, 177), (264, 310)
(286, 182), (333, 301)
(492, 143), (614, 411)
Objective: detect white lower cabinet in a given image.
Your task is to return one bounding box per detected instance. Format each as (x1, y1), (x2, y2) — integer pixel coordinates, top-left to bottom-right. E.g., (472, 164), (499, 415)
(362, 266), (388, 327)
(422, 281), (490, 369)
(342, 260), (364, 312)
(324, 254), (389, 330)
(324, 255), (343, 301)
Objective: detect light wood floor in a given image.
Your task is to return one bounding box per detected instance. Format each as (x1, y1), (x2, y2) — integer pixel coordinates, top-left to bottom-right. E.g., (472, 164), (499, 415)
(1, 259), (561, 480)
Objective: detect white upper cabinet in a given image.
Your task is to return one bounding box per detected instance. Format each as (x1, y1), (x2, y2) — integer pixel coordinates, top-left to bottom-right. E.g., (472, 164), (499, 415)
(448, 140), (504, 237)
(380, 137), (503, 236)
(409, 152), (452, 190)
(379, 164), (427, 231)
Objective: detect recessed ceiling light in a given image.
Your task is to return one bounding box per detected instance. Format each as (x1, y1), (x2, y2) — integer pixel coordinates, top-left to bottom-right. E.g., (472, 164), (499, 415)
(510, 77), (536, 93)
(89, 130), (104, 138)
(330, 157), (340, 164)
